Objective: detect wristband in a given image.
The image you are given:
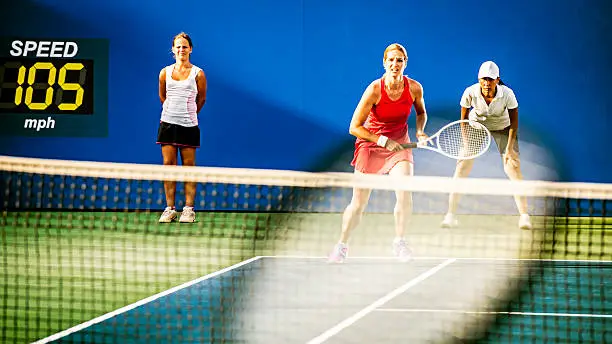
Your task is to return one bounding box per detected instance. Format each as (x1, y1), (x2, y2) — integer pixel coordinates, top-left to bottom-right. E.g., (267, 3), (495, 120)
(377, 135), (388, 148)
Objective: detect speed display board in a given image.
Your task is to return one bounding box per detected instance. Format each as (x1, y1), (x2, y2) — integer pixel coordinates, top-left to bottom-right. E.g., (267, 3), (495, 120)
(0, 37), (109, 137)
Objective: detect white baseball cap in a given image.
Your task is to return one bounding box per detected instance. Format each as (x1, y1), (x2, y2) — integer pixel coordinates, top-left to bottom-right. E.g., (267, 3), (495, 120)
(478, 61), (500, 79)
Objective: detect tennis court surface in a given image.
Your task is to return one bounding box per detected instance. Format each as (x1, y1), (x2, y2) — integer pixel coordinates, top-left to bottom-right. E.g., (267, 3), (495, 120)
(1, 155), (611, 343)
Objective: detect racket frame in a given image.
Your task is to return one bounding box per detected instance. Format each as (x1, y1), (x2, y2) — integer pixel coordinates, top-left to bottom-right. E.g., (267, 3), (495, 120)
(401, 119), (492, 160)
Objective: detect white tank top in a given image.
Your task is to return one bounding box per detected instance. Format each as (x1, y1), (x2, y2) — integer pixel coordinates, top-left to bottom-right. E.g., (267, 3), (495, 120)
(160, 64), (202, 127)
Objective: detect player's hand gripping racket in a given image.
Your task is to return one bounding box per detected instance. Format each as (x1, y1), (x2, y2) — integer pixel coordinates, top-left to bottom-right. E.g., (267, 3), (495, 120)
(402, 120), (492, 159)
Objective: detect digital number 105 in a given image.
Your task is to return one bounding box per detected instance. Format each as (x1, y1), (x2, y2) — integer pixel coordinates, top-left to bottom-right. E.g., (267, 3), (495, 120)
(0, 61), (87, 111)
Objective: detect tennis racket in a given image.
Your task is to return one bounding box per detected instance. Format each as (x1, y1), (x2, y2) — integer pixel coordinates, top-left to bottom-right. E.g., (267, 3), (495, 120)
(401, 120), (492, 160)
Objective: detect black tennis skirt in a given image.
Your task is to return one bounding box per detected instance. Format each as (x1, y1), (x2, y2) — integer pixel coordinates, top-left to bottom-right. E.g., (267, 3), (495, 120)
(156, 121), (200, 148)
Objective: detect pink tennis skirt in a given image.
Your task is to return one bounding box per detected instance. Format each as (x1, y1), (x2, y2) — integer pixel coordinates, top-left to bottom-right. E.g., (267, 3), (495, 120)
(351, 141), (413, 174)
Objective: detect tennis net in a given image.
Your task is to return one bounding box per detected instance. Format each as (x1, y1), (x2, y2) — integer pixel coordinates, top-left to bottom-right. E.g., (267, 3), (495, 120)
(1, 155), (610, 343)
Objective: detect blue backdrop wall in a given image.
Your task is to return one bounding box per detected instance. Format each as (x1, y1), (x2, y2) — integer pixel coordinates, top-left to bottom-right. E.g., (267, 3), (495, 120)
(1, 0), (611, 183)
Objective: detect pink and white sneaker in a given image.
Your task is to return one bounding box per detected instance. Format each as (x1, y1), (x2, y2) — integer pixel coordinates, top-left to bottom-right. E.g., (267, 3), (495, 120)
(328, 243), (348, 263)
(392, 238), (412, 262)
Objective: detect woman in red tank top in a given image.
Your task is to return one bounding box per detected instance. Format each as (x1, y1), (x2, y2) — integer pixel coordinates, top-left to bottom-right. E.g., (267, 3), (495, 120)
(329, 43), (430, 263)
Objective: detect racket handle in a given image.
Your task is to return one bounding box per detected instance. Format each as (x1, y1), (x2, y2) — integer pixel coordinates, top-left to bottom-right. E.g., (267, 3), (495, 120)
(401, 143), (418, 149)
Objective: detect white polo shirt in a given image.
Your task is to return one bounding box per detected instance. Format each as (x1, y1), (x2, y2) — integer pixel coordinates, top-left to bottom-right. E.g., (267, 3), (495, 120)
(460, 83), (518, 131)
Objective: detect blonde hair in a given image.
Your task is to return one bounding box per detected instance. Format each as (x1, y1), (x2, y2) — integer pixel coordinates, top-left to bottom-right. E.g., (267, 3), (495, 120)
(383, 43), (407, 62)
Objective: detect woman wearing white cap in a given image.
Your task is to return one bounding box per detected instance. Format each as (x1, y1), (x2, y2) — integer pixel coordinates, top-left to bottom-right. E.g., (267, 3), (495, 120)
(441, 61), (532, 230)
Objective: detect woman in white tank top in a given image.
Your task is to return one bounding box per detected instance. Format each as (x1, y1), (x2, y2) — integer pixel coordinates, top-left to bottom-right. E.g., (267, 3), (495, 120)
(156, 32), (207, 223)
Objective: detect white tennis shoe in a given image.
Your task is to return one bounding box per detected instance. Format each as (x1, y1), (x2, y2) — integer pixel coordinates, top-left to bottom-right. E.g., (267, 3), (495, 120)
(519, 214), (532, 230)
(440, 213), (458, 228)
(158, 207), (177, 223)
(179, 206), (196, 223)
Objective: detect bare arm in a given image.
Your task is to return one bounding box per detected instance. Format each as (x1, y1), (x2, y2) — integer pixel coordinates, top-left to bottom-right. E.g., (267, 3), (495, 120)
(460, 106), (470, 120)
(411, 80), (428, 141)
(506, 107), (519, 153)
(348, 81), (380, 143)
(195, 70), (207, 113)
(158, 68), (166, 104)
(459, 107), (472, 151)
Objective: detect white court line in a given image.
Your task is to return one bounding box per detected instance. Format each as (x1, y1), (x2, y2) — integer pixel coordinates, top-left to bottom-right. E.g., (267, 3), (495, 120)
(32, 256), (263, 344)
(261, 255), (612, 263)
(306, 258), (456, 344)
(375, 308), (612, 318)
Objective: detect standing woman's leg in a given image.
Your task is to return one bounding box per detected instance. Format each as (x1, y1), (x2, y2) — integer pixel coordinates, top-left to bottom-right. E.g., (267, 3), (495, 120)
(161, 144), (179, 207)
(179, 147), (197, 207)
(159, 144), (179, 222)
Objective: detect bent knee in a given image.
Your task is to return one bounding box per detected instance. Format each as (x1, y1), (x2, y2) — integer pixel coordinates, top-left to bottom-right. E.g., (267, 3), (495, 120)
(503, 158), (521, 171)
(181, 159), (196, 166)
(454, 159), (474, 176)
(394, 199), (413, 213)
(347, 200), (368, 214)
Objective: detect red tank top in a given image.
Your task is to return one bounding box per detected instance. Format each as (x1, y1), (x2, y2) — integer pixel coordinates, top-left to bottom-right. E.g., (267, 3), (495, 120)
(362, 76), (414, 141)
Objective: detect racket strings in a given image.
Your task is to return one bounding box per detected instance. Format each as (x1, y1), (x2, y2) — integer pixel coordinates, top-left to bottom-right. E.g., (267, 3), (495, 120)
(437, 122), (491, 159)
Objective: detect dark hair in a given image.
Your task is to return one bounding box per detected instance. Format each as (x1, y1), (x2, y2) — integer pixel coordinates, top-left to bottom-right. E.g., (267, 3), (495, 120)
(172, 32), (193, 48)
(498, 78), (505, 86)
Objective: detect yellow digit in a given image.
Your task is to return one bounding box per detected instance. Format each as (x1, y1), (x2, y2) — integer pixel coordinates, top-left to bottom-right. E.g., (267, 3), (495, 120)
(25, 62), (56, 110)
(56, 63), (85, 111)
(15, 65), (26, 105)
(0, 62), (25, 108)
